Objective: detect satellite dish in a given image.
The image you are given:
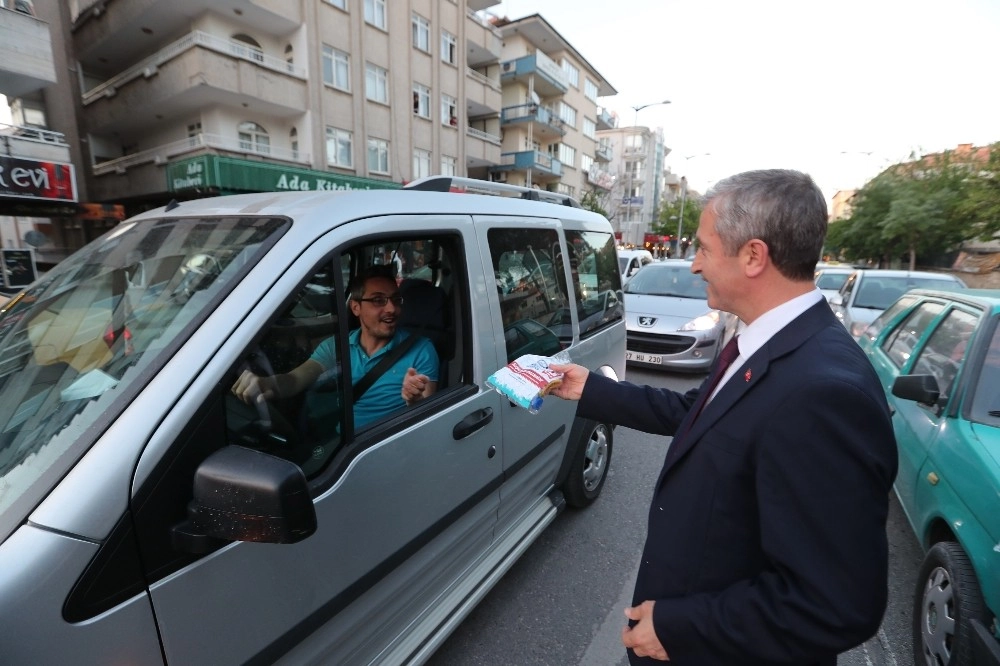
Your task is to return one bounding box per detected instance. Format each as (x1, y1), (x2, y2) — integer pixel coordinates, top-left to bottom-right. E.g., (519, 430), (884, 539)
(24, 230), (49, 247)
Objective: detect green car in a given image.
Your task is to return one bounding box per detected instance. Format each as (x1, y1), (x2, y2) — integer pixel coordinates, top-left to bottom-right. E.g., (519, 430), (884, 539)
(859, 289), (1000, 666)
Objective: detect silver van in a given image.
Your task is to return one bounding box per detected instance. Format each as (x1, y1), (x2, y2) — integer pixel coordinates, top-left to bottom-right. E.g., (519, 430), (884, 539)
(0, 178), (625, 664)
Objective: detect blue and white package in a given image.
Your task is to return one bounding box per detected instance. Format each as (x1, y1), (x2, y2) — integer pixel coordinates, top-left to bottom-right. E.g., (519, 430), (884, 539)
(486, 351), (571, 414)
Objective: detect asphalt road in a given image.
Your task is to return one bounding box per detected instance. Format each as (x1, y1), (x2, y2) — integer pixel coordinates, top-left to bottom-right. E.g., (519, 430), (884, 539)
(426, 366), (923, 666)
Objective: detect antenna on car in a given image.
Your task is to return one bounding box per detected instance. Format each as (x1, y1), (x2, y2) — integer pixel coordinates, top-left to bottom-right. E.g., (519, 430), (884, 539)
(404, 176), (581, 208)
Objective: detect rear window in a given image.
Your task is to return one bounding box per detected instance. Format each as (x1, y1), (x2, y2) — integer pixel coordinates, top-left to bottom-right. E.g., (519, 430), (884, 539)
(854, 275), (964, 309)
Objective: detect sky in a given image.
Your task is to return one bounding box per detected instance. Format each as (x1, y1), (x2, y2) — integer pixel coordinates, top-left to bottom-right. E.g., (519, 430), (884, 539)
(494, 0), (1000, 205)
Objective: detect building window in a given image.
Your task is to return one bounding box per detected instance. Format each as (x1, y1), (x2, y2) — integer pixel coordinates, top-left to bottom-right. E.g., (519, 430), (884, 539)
(413, 83), (431, 118)
(187, 122), (202, 147)
(441, 30), (457, 65)
(441, 155), (456, 176)
(364, 0), (386, 29)
(322, 45), (350, 91)
(584, 78), (599, 102)
(326, 126), (353, 167)
(238, 121), (270, 154)
(324, 0), (346, 8)
(581, 154), (594, 172)
(626, 133), (644, 150)
(368, 138), (389, 174)
(366, 63), (389, 104)
(556, 183), (576, 197)
(413, 149), (432, 180)
(412, 13), (431, 52)
(561, 59), (579, 88)
(290, 127), (299, 160)
(558, 102), (577, 129)
(583, 118), (596, 139)
(555, 143), (575, 167)
(441, 94), (458, 127)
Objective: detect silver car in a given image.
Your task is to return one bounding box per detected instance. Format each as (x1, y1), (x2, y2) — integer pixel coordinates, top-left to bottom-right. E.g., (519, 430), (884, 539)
(829, 268), (967, 338)
(623, 260), (730, 372)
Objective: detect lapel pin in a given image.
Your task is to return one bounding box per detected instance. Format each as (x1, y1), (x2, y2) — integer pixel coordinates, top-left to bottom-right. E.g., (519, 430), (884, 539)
(744, 369), (752, 382)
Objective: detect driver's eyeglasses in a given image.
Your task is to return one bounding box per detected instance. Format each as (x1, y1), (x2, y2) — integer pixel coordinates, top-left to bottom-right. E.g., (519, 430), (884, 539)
(355, 295), (404, 307)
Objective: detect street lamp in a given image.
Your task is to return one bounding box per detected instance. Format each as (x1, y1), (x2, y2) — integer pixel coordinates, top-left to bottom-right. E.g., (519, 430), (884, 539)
(676, 152), (710, 258)
(625, 100), (670, 246)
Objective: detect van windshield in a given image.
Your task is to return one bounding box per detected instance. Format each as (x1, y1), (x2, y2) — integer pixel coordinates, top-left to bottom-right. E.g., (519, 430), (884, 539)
(0, 215), (287, 543)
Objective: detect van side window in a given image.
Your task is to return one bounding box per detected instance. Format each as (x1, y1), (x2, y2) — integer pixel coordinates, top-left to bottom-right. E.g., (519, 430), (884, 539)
(565, 230), (623, 338)
(488, 228), (566, 363)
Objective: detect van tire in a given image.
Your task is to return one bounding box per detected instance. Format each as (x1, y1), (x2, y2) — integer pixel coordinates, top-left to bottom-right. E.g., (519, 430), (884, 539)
(563, 421), (612, 508)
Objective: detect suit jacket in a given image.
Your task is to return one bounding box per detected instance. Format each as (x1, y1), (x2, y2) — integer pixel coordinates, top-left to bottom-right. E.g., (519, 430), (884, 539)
(578, 301), (897, 666)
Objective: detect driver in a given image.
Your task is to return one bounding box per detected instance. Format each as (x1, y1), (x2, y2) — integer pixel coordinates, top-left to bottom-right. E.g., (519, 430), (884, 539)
(232, 265), (438, 428)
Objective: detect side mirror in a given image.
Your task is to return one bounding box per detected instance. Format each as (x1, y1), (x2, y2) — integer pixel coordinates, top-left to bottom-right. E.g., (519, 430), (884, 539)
(172, 446), (317, 553)
(891, 374), (941, 407)
(829, 294), (844, 307)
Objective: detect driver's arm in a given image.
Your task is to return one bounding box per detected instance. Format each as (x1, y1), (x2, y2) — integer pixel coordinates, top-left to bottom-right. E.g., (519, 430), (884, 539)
(233, 359), (324, 404)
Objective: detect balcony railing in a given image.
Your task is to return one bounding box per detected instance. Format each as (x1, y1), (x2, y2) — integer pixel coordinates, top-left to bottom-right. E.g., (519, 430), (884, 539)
(501, 103), (566, 136)
(596, 107), (616, 130)
(92, 132), (309, 176)
(0, 122), (67, 146)
(497, 150), (562, 176)
(466, 67), (501, 92)
(467, 127), (501, 144)
(83, 30), (306, 105)
(466, 7), (503, 38)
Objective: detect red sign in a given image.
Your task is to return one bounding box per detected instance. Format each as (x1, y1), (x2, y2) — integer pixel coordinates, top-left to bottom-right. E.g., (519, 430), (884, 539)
(0, 156), (77, 202)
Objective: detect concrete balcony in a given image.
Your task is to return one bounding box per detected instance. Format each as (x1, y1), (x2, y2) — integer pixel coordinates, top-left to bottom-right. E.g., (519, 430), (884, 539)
(596, 106), (616, 131)
(595, 142), (613, 163)
(81, 31), (308, 135)
(0, 6), (56, 97)
(500, 52), (568, 97)
(466, 67), (501, 118)
(492, 150), (562, 182)
(465, 127), (501, 169)
(501, 103), (566, 141)
(466, 8), (501, 66)
(0, 123), (71, 164)
(72, 0), (300, 68)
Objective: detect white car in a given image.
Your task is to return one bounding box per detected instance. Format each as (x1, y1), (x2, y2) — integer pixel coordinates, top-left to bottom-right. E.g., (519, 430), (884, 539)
(623, 260), (732, 372)
(814, 265), (855, 301)
(829, 268), (967, 338)
(618, 249), (653, 284)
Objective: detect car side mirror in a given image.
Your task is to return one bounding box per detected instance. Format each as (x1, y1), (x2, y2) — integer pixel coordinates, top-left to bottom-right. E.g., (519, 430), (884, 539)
(891, 374), (941, 407)
(829, 294), (844, 306)
(172, 445), (317, 553)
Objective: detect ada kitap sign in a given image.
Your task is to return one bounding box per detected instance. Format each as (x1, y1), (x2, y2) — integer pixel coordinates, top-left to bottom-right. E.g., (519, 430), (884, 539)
(166, 155), (400, 194)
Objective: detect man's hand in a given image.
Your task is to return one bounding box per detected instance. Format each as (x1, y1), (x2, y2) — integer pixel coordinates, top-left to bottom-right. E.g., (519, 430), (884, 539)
(622, 601), (669, 661)
(402, 367), (431, 405)
(547, 363), (590, 401)
(232, 369), (276, 405)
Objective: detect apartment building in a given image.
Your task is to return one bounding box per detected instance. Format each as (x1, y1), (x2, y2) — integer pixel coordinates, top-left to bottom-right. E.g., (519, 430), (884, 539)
(1, 1), (618, 271)
(598, 124), (669, 246)
(490, 14), (616, 203)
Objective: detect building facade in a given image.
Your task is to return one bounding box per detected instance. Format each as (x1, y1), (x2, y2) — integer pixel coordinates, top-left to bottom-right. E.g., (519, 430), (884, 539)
(598, 124), (669, 246)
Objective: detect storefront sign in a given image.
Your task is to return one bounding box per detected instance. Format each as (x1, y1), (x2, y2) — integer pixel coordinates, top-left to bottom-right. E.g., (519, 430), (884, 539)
(0, 156), (77, 202)
(167, 155), (400, 194)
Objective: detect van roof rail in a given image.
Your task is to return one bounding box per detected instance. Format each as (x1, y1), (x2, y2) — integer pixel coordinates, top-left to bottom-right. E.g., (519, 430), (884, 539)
(404, 175), (581, 208)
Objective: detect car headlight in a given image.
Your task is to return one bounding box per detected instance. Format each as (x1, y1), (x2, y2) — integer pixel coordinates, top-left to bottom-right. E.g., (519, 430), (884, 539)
(679, 310), (721, 332)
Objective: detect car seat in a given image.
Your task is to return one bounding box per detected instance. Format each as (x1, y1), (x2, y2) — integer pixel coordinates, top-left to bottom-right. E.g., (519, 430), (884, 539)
(398, 278), (452, 388)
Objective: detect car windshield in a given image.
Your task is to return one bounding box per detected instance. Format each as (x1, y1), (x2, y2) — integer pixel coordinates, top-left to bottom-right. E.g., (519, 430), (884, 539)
(625, 265), (706, 299)
(0, 215), (287, 542)
(854, 276), (964, 309)
(815, 271), (850, 290)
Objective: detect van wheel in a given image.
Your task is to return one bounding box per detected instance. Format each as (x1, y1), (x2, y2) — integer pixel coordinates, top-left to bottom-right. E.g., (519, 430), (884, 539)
(564, 422), (612, 508)
(913, 541), (987, 666)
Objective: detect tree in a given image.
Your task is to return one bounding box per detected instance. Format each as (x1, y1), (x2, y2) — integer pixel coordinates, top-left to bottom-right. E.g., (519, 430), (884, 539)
(579, 188), (612, 220)
(653, 196), (702, 256)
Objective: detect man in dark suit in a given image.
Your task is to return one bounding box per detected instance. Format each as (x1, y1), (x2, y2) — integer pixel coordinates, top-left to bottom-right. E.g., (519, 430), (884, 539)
(551, 169), (897, 665)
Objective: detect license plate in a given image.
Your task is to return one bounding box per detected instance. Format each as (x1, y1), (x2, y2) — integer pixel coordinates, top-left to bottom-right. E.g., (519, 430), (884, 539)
(626, 351), (662, 364)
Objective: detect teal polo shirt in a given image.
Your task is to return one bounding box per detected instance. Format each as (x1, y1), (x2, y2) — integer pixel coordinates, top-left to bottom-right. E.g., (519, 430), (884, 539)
(310, 328), (439, 428)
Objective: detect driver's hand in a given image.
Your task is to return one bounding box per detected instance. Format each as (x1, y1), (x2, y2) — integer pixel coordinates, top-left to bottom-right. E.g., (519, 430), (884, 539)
(232, 369), (276, 405)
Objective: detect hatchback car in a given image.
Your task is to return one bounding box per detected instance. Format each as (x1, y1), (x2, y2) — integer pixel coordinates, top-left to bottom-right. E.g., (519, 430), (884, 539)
(623, 260), (730, 372)
(0, 177), (626, 664)
(858, 289), (1000, 666)
(814, 265), (855, 301)
(829, 269), (967, 338)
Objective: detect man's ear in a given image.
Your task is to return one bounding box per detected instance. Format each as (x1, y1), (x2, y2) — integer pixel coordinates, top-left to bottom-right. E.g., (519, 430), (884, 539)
(743, 239), (769, 278)
(349, 298), (362, 317)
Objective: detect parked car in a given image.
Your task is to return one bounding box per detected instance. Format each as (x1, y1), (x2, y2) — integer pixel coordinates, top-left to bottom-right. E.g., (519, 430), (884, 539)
(0, 177), (627, 664)
(829, 268), (967, 338)
(858, 289), (1000, 666)
(617, 248), (653, 283)
(814, 265), (855, 301)
(622, 259), (731, 372)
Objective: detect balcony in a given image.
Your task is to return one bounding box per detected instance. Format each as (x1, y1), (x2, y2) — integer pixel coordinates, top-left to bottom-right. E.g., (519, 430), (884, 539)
(466, 67), (501, 118)
(500, 52), (568, 97)
(0, 5), (55, 97)
(466, 8), (501, 66)
(595, 142), (613, 163)
(596, 106), (616, 131)
(466, 127), (501, 169)
(81, 31), (308, 135)
(72, 0), (300, 69)
(491, 150), (562, 182)
(0, 123), (71, 164)
(501, 103), (566, 140)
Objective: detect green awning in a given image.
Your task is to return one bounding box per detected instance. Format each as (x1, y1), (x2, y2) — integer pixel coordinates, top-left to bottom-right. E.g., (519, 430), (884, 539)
(167, 155), (400, 194)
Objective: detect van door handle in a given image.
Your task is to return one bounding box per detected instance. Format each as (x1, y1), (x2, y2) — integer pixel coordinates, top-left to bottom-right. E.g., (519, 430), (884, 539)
(453, 407), (493, 440)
